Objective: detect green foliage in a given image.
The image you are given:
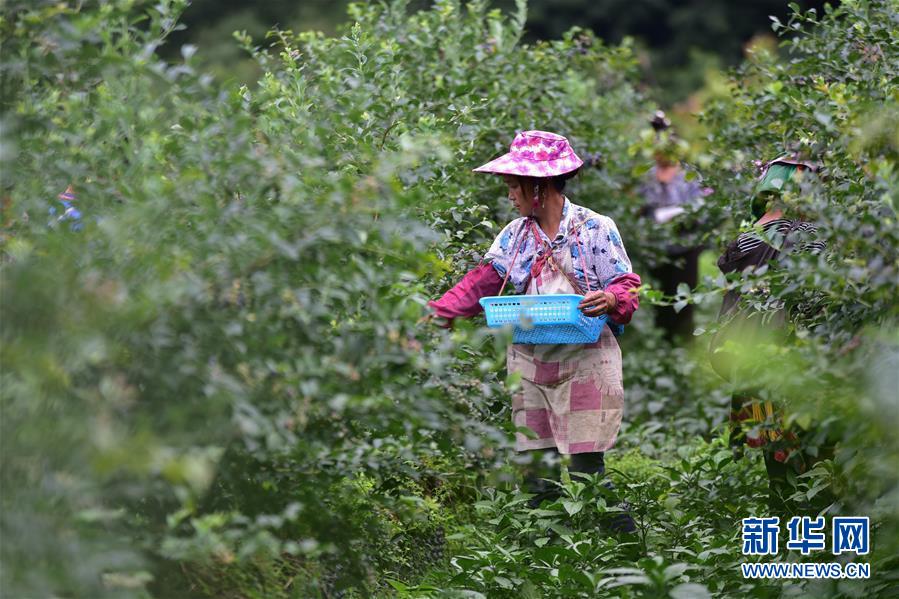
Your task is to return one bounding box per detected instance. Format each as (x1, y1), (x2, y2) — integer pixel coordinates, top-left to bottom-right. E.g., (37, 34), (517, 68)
(2, 0), (897, 597)
(389, 433), (771, 598)
(1, 0), (644, 595)
(694, 0), (899, 591)
(168, 0), (833, 103)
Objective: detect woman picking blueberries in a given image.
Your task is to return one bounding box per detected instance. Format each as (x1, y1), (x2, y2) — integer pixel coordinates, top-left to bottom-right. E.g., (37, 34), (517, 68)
(428, 131), (641, 529)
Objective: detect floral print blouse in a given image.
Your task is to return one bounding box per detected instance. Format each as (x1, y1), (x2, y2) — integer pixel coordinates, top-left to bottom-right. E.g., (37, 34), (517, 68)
(485, 198), (633, 294)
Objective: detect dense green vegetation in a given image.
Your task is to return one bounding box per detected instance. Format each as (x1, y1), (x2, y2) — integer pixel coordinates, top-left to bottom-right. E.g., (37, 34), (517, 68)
(1, 0), (897, 597)
(165, 0), (833, 102)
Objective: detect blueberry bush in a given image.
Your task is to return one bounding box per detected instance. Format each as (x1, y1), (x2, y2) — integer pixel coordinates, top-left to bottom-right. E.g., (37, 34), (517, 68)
(1, 0), (896, 597)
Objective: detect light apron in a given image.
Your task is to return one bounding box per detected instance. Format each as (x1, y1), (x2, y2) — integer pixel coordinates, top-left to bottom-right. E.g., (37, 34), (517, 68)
(508, 234), (624, 455)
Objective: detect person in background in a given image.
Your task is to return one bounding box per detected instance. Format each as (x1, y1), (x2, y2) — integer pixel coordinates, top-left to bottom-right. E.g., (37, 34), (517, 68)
(427, 130), (641, 530)
(49, 185), (83, 232)
(639, 112), (709, 341)
(710, 151), (830, 515)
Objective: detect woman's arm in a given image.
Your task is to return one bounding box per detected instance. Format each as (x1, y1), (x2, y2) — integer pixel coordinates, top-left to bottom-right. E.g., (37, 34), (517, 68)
(578, 273), (641, 323)
(427, 218), (530, 326)
(603, 273), (641, 324)
(427, 262), (503, 326)
(578, 213), (640, 322)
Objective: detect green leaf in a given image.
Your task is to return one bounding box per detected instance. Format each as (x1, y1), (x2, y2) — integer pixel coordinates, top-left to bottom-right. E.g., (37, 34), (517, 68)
(670, 583), (711, 599)
(663, 562), (689, 580)
(561, 500), (584, 516)
(494, 576), (514, 589)
(515, 426), (539, 440)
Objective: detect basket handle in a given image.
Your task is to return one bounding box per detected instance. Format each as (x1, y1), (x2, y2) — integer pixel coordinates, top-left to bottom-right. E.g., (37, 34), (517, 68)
(529, 218), (593, 296)
(497, 216), (593, 296)
(571, 221), (592, 294)
(498, 217), (531, 296)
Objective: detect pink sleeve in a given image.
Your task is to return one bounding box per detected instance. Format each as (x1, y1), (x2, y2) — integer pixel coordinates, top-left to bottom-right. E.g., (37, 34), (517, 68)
(428, 263), (503, 324)
(605, 273), (641, 325)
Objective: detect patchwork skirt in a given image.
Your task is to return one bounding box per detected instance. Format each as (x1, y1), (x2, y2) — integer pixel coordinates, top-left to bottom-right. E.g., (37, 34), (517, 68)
(508, 327), (624, 454)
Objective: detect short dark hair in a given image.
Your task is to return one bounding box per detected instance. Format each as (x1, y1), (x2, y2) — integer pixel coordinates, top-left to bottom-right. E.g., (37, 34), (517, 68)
(549, 168), (580, 192)
(517, 169), (580, 194)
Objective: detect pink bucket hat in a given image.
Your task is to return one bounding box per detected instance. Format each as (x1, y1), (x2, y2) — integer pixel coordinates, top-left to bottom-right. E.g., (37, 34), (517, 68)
(473, 130), (584, 178)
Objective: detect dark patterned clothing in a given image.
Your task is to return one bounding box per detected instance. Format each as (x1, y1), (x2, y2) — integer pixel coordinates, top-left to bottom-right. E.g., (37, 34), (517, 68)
(719, 217), (832, 513)
(735, 218), (826, 255)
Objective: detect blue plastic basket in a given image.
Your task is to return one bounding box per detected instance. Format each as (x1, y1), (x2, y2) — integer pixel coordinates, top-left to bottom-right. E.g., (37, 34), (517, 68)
(478, 294), (607, 344)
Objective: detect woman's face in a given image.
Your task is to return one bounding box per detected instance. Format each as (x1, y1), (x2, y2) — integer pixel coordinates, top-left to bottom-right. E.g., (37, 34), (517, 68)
(503, 175), (533, 217)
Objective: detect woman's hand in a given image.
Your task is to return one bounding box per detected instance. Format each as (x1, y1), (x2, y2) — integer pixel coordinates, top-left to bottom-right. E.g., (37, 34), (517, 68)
(417, 312), (452, 328)
(579, 290), (617, 317)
